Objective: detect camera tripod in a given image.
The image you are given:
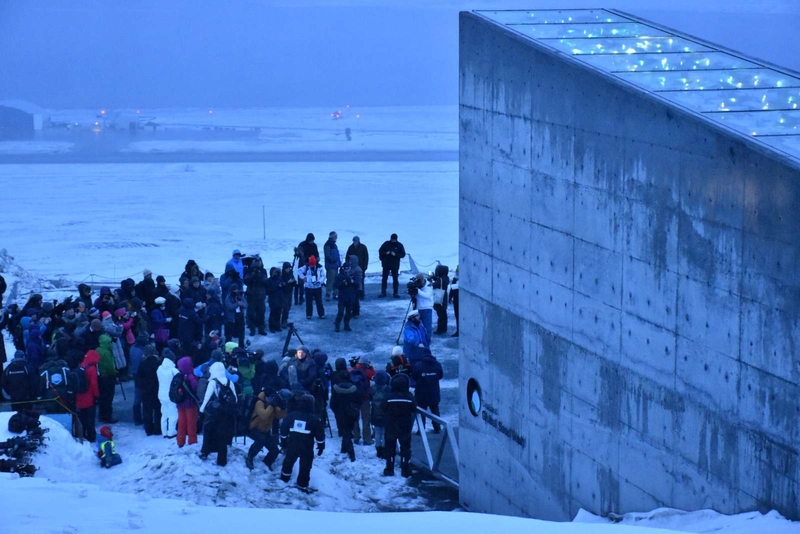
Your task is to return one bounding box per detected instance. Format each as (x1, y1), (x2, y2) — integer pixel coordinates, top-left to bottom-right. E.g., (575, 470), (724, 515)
(281, 322), (305, 357)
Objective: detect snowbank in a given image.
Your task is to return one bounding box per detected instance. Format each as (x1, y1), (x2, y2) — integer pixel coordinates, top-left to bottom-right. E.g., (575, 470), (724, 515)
(0, 141), (73, 155)
(573, 507), (799, 534)
(0, 476), (682, 534)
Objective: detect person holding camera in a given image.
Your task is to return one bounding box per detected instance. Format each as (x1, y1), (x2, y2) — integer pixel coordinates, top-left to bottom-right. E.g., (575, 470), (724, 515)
(378, 234), (406, 298)
(295, 256), (326, 320)
(409, 273), (434, 338)
(334, 263), (356, 333)
(431, 265), (450, 335)
(245, 389), (287, 470)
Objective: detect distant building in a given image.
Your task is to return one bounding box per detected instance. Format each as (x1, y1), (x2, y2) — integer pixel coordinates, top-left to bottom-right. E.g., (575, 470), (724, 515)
(0, 100), (48, 138)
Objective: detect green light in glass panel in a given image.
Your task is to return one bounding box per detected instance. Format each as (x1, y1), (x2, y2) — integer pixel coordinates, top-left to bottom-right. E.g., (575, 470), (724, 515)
(663, 88), (800, 112)
(617, 68), (800, 92)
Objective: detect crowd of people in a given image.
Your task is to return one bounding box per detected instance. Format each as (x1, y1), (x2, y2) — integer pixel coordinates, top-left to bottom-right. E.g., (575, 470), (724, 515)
(0, 233), (451, 490)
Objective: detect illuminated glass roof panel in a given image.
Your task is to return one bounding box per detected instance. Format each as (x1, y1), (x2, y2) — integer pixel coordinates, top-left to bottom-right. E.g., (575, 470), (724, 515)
(481, 10), (629, 25)
(662, 88), (800, 112)
(580, 52), (758, 73)
(616, 69), (800, 92)
(546, 36), (712, 56)
(707, 110), (800, 137)
(509, 22), (667, 40)
(475, 8), (800, 162)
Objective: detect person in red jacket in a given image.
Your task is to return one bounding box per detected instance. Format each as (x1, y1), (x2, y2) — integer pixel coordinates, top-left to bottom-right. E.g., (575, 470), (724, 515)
(176, 356), (200, 448)
(351, 356), (377, 445)
(76, 350), (101, 442)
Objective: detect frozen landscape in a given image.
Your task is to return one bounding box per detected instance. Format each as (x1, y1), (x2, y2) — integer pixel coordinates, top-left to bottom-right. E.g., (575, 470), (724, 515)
(2, 0), (800, 532)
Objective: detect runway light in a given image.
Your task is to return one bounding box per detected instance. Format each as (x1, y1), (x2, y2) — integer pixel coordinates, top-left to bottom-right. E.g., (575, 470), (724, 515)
(346, 104), (350, 108)
(356, 114), (360, 118)
(136, 110), (140, 114)
(100, 109), (106, 115)
(208, 109), (214, 114)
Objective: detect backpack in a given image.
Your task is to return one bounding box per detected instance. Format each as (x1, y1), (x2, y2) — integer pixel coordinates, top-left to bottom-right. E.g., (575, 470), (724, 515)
(41, 363), (70, 399)
(206, 379), (237, 419)
(168, 373), (189, 404)
(349, 368), (367, 397)
(3, 359), (34, 401)
(8, 411), (40, 434)
(67, 366), (91, 395)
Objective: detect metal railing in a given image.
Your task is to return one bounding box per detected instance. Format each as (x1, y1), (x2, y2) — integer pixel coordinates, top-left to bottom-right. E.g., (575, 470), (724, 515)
(411, 407), (459, 488)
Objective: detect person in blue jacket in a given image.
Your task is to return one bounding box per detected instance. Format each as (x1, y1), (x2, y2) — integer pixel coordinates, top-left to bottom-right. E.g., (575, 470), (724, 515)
(402, 310), (430, 367)
(225, 250), (245, 279)
(411, 348), (443, 433)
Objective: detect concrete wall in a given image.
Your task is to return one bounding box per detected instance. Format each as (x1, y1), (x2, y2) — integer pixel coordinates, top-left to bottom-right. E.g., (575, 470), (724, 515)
(458, 11), (800, 521)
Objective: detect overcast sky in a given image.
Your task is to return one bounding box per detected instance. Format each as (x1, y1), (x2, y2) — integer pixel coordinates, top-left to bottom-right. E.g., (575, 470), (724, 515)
(1, 0), (798, 109)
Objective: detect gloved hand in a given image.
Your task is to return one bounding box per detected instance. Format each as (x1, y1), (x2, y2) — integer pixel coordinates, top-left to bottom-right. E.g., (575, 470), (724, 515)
(418, 343), (424, 348)
(166, 317), (172, 322)
(316, 443), (325, 457)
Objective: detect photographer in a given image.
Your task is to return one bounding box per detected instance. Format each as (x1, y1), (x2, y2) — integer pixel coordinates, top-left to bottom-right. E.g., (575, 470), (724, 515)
(334, 263), (356, 333)
(244, 256), (269, 336)
(279, 262), (297, 329)
(178, 298), (207, 358)
(432, 265), (450, 335)
(409, 273), (434, 338)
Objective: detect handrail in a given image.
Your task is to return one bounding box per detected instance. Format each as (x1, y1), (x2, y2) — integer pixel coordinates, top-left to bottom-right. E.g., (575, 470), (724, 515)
(412, 407), (459, 488)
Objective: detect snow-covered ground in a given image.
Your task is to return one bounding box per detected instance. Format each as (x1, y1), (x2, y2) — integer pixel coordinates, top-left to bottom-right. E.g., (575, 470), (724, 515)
(1, 414), (796, 534)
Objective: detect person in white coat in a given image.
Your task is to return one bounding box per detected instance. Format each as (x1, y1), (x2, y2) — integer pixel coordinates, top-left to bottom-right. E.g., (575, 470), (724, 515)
(199, 361), (238, 466)
(295, 255), (327, 319)
(157, 350), (180, 438)
(413, 273), (435, 339)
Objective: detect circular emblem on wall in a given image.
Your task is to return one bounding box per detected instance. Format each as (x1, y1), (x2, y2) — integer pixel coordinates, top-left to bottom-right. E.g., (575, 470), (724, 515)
(466, 378), (482, 417)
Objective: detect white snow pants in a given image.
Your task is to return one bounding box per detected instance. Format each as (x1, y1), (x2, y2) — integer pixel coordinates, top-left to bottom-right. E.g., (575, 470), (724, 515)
(161, 401), (178, 437)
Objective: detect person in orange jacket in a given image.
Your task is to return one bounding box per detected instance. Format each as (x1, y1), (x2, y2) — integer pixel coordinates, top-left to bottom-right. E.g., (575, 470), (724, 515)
(75, 350), (101, 442)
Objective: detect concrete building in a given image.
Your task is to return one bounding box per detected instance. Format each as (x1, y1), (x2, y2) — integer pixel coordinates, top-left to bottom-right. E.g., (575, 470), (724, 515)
(0, 100), (47, 138)
(458, 9), (800, 522)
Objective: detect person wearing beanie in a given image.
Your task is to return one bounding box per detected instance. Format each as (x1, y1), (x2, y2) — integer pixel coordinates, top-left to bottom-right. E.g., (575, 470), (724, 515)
(386, 346), (412, 380)
(175, 356), (200, 448)
(381, 373), (416, 477)
(351, 355), (376, 446)
(294, 233), (320, 305)
(403, 309), (430, 369)
(151, 297), (170, 351)
(345, 236), (369, 300)
(96, 425), (122, 468)
(413, 273), (435, 340)
(223, 287), (247, 348)
(295, 255), (326, 320)
(243, 256), (269, 336)
(378, 234), (406, 298)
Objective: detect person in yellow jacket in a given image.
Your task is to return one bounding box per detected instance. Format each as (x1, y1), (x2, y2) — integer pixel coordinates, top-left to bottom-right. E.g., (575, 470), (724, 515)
(245, 389), (287, 470)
